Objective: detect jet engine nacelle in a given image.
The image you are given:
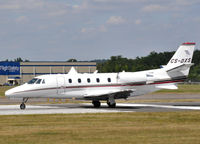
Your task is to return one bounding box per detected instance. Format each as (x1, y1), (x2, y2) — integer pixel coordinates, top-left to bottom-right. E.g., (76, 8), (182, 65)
(118, 72), (146, 84)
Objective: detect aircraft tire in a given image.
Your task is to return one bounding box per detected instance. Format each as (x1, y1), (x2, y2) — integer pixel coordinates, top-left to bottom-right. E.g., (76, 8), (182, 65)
(92, 101), (101, 108)
(20, 103), (26, 110)
(107, 102), (116, 108)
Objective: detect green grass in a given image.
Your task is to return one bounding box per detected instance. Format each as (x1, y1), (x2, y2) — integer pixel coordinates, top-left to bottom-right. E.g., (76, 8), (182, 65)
(154, 84), (200, 94)
(0, 112), (200, 144)
(0, 86), (14, 97)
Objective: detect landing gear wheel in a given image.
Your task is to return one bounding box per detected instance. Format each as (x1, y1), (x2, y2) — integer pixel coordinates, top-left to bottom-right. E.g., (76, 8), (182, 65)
(92, 101), (101, 108)
(107, 102), (116, 108)
(20, 103), (26, 110)
(20, 98), (29, 110)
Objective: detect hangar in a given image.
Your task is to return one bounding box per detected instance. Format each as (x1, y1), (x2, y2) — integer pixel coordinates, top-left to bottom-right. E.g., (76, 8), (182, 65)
(0, 61), (96, 85)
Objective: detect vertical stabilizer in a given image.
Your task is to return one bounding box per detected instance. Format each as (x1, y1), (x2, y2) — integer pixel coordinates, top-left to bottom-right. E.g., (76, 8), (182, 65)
(165, 42), (195, 77)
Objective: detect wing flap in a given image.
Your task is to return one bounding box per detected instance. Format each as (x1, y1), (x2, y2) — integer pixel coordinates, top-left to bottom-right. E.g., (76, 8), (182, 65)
(83, 89), (134, 97)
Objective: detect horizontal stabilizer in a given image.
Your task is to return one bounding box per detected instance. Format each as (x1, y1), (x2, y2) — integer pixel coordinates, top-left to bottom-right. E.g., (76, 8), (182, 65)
(166, 63), (194, 73)
(156, 84), (178, 90)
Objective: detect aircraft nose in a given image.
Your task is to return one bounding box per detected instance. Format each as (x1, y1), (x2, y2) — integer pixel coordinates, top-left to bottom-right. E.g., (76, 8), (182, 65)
(5, 89), (14, 97)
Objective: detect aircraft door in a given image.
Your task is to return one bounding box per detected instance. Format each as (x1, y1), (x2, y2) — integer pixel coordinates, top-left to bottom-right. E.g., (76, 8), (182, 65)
(146, 72), (154, 84)
(57, 77), (65, 94)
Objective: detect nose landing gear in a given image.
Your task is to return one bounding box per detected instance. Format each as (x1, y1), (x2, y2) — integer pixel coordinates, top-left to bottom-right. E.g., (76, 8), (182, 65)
(20, 98), (29, 110)
(20, 103), (26, 110)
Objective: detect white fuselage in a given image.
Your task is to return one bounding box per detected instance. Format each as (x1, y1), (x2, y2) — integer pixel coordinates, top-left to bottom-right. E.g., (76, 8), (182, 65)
(5, 68), (182, 100)
(4, 42), (195, 109)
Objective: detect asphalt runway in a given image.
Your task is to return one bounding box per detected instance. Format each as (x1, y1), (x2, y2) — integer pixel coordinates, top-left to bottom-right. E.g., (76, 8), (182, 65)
(0, 93), (200, 115)
(0, 102), (200, 115)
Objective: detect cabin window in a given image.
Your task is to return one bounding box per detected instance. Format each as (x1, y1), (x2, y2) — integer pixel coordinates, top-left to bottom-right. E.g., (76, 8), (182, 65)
(78, 78), (81, 83)
(96, 78), (100, 83)
(108, 78), (111, 82)
(42, 79), (45, 84)
(27, 78), (38, 84)
(87, 78), (91, 83)
(36, 79), (42, 84)
(68, 79), (72, 83)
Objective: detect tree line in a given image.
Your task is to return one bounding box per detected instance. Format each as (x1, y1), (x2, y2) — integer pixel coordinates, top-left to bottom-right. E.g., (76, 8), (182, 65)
(96, 50), (200, 81)
(2, 57), (30, 62)
(2, 50), (200, 81)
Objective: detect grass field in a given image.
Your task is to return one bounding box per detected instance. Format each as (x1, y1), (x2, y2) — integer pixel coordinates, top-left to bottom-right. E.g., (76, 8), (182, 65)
(0, 112), (200, 144)
(154, 84), (200, 94)
(0, 86), (14, 97)
(1, 86), (200, 144)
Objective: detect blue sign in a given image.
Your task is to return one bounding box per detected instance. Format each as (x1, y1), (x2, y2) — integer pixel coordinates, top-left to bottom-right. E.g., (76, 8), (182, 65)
(0, 62), (20, 75)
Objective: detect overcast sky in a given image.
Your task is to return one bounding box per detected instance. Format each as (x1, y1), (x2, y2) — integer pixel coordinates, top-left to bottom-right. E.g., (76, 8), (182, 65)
(0, 0), (200, 61)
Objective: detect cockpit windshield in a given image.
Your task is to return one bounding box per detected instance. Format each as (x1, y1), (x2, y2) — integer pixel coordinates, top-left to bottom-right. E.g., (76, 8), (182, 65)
(27, 78), (45, 84)
(36, 79), (42, 84)
(27, 78), (38, 84)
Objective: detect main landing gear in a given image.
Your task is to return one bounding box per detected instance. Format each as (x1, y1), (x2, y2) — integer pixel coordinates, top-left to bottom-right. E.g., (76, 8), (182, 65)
(107, 101), (116, 108)
(92, 100), (101, 108)
(92, 96), (116, 108)
(107, 95), (116, 108)
(20, 98), (29, 110)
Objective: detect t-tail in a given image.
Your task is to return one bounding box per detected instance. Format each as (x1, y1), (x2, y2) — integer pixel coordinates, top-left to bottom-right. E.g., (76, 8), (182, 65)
(164, 42), (195, 79)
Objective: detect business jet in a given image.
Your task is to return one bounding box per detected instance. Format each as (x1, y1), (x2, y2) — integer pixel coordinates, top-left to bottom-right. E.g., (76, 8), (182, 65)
(5, 42), (195, 109)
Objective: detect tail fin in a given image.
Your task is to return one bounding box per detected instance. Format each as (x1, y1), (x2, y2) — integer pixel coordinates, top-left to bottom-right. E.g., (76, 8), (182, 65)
(165, 42), (195, 77)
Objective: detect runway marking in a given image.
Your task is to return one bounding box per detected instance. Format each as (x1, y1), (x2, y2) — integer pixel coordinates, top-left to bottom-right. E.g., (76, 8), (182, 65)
(0, 103), (199, 115)
(0, 104), (124, 115)
(115, 103), (200, 110)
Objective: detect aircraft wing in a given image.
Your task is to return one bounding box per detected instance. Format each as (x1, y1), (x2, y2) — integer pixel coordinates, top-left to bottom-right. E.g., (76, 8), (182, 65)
(83, 89), (134, 99)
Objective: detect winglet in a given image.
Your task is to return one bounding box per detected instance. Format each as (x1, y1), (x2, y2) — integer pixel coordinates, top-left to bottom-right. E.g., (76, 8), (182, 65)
(68, 67), (78, 74)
